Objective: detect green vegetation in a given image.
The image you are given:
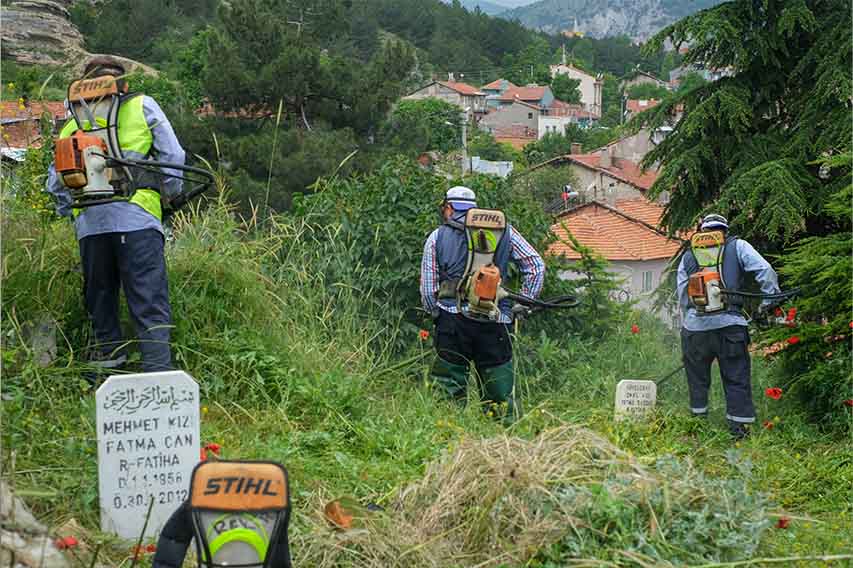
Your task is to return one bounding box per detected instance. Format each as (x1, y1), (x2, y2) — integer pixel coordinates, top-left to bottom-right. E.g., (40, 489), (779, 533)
(3, 174), (853, 566)
(4, 145), (852, 564)
(3, 1), (852, 565)
(380, 98), (463, 156)
(0, 62), (69, 101)
(550, 73), (582, 104)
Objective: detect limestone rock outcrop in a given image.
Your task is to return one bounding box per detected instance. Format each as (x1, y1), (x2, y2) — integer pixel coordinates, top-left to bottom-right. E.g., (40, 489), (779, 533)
(0, 480), (69, 568)
(1, 1), (85, 66)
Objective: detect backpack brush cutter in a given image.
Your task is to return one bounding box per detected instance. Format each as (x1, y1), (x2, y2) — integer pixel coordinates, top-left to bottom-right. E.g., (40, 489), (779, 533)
(453, 208), (580, 322)
(54, 75), (214, 219)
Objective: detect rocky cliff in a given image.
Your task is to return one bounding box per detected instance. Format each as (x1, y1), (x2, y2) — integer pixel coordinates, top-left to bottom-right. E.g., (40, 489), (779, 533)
(1, 1), (86, 66)
(500, 0), (724, 42)
(1, 1), (157, 75)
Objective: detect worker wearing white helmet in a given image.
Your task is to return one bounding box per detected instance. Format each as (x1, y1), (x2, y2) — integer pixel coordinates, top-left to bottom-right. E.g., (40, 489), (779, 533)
(677, 213), (781, 439)
(419, 186), (545, 424)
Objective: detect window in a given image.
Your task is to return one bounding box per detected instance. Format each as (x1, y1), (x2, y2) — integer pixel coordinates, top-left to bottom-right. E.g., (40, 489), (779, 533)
(642, 271), (654, 293)
(528, 112), (533, 119)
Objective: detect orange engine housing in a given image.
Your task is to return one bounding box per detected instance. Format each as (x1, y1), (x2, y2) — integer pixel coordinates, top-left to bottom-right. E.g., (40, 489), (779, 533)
(472, 265), (501, 302)
(687, 270), (720, 306)
(55, 133), (108, 189)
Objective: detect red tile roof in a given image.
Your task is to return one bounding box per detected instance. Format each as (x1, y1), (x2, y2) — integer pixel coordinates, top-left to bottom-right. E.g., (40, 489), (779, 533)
(499, 86), (548, 102)
(567, 153), (658, 191)
(612, 197), (668, 227)
(545, 100), (595, 118)
(0, 101), (67, 149)
(439, 81), (484, 96)
(0, 101), (66, 121)
(626, 99), (660, 113)
(548, 200), (683, 261)
(0, 120), (43, 149)
(482, 78), (517, 91)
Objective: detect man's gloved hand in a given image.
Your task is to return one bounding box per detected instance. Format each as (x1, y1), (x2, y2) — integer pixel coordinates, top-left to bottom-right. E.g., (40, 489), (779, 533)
(511, 304), (531, 321)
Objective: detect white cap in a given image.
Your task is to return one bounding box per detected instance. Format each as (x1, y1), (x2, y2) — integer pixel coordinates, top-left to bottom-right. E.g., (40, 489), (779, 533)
(700, 213), (729, 231)
(445, 186), (477, 211)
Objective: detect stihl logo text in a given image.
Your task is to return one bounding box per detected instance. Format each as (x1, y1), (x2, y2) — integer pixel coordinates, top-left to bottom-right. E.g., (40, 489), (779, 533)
(203, 477), (279, 496)
(472, 213), (501, 223)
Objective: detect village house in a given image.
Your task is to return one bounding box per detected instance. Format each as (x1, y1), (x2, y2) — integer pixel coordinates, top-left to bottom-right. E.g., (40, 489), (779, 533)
(402, 80), (487, 115)
(548, 198), (684, 326)
(539, 99), (596, 136)
(496, 84), (555, 109)
(479, 99), (540, 135)
(623, 98), (660, 120)
(480, 78), (517, 109)
(534, 140), (659, 204)
(549, 57), (603, 117)
(620, 69), (670, 92)
(481, 96), (595, 141)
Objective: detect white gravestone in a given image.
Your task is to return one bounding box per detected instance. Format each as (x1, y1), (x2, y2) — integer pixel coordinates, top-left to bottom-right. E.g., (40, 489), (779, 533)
(96, 371), (200, 539)
(614, 379), (657, 421)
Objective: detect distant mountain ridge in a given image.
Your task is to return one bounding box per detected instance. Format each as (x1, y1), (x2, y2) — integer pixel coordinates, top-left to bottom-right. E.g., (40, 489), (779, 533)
(442, 0), (539, 16)
(499, 0), (724, 41)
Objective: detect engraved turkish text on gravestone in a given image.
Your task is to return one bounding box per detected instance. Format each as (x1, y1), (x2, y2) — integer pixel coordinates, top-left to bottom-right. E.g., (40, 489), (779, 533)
(614, 379), (657, 421)
(96, 371), (199, 539)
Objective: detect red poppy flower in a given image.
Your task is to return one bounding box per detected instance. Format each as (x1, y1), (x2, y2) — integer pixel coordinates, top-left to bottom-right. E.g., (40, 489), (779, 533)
(204, 443), (221, 454)
(844, 399), (853, 408)
(132, 544), (157, 559)
(786, 336), (800, 345)
(849, 321), (853, 329)
(775, 517), (790, 529)
(630, 324), (640, 334)
(765, 387), (783, 400)
(55, 536), (78, 550)
(774, 307), (784, 317)
(785, 307), (797, 322)
(762, 420), (774, 430)
(419, 329), (430, 341)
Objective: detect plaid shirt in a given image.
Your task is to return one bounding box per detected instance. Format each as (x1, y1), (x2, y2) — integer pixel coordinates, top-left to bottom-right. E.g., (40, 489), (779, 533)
(420, 225), (545, 323)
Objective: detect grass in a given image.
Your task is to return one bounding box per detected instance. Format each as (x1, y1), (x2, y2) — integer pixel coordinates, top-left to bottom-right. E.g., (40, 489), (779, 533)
(2, 190), (852, 566)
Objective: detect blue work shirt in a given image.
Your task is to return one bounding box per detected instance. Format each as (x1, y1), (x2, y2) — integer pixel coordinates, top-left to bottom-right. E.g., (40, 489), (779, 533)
(676, 239), (780, 332)
(45, 96), (185, 240)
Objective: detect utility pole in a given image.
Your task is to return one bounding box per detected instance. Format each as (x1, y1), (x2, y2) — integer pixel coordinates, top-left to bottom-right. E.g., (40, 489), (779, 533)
(460, 110), (469, 174)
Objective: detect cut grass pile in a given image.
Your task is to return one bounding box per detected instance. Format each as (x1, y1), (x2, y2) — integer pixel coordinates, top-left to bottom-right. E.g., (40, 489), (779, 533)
(293, 424), (770, 567)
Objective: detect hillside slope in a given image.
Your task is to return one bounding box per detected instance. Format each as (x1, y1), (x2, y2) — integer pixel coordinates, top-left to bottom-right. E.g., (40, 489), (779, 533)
(500, 0), (723, 40)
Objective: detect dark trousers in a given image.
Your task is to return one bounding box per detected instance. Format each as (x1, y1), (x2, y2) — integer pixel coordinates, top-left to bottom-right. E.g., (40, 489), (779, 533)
(435, 311), (512, 371)
(681, 325), (754, 423)
(80, 229), (173, 372)
(431, 310), (516, 411)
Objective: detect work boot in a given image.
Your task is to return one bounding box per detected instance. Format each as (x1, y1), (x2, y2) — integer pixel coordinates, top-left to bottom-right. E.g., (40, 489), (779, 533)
(82, 352), (128, 388)
(728, 420), (751, 441)
(430, 356), (469, 404)
(480, 361), (518, 425)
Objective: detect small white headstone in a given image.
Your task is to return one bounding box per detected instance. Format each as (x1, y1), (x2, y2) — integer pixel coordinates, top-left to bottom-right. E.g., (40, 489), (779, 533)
(614, 379), (657, 421)
(96, 371), (200, 539)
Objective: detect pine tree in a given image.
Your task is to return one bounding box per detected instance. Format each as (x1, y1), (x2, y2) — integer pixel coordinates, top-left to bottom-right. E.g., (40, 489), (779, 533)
(634, 0), (852, 424)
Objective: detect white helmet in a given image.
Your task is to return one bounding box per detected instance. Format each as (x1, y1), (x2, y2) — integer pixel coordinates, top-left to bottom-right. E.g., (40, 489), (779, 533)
(700, 213), (729, 231)
(444, 186), (477, 211)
